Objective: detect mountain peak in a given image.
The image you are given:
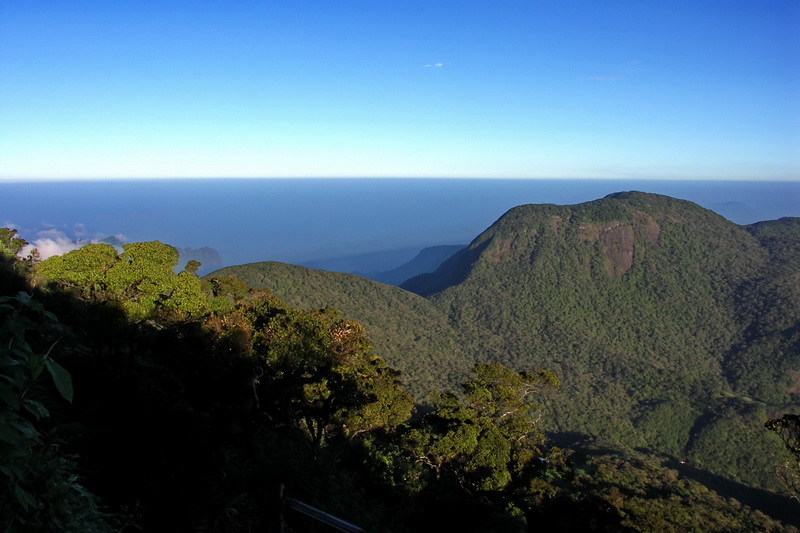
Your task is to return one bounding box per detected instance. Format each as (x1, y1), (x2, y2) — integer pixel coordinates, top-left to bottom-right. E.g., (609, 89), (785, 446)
(403, 191), (745, 296)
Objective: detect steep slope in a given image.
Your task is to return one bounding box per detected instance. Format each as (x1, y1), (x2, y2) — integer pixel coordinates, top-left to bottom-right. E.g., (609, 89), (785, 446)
(405, 192), (796, 490)
(207, 261), (473, 398)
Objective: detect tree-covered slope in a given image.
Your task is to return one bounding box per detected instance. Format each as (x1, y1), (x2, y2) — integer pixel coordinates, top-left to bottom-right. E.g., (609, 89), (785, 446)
(403, 191), (798, 490)
(725, 217), (800, 404)
(211, 193), (799, 495)
(5, 215), (798, 530)
(207, 261), (473, 398)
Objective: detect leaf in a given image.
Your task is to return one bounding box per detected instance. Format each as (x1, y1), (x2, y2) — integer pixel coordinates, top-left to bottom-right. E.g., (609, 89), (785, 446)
(13, 483), (38, 511)
(22, 398), (49, 420)
(8, 417), (42, 442)
(45, 358), (74, 403)
(30, 354), (44, 380)
(0, 464), (25, 480)
(0, 421), (18, 444)
(0, 383), (20, 410)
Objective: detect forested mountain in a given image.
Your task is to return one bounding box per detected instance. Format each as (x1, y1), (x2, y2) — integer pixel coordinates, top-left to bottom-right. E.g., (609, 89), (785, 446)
(216, 192), (800, 496)
(1, 193), (798, 531)
(208, 261), (470, 397)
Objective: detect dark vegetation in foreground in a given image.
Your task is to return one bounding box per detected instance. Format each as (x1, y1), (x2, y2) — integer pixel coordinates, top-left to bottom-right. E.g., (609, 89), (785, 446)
(0, 191), (798, 531)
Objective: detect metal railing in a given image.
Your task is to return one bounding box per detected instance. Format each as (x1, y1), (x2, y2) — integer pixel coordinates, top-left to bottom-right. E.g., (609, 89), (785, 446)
(280, 485), (364, 533)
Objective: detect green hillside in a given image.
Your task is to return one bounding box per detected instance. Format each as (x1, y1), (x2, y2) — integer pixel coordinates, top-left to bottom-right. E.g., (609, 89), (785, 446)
(216, 192), (800, 494)
(208, 261), (473, 399)
(406, 192), (798, 490)
(4, 200), (799, 530)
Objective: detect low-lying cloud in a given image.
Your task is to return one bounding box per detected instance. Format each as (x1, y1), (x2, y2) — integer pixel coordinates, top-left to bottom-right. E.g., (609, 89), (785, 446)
(18, 227), (128, 260)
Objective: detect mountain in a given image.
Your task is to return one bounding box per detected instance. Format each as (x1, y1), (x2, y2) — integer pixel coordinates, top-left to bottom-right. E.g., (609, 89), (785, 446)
(364, 244), (466, 286)
(206, 261), (473, 398)
(176, 246), (223, 276)
(407, 191), (798, 490)
(211, 192), (800, 495)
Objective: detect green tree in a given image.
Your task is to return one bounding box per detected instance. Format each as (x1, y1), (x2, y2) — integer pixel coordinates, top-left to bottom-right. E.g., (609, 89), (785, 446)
(0, 228), (37, 294)
(35, 243), (118, 298)
(765, 414), (800, 499)
(0, 227), (28, 257)
(405, 363), (561, 495)
(184, 259), (201, 274)
(250, 303), (413, 452)
(36, 241), (210, 321)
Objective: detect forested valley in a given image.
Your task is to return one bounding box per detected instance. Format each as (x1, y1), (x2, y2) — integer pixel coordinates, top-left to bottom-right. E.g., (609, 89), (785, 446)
(1, 191), (799, 531)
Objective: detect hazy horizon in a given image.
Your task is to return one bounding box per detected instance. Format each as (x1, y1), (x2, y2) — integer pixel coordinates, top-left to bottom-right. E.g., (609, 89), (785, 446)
(3, 178), (798, 275)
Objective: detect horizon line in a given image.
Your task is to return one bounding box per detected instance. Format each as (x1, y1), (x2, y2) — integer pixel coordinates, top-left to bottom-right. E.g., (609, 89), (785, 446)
(2, 175), (799, 184)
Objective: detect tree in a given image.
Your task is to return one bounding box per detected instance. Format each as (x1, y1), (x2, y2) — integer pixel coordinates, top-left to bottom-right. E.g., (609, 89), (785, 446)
(0, 227), (28, 257)
(765, 414), (800, 499)
(0, 228), (36, 294)
(36, 241), (210, 321)
(35, 243), (118, 299)
(405, 363), (561, 495)
(184, 259), (201, 274)
(250, 303), (413, 452)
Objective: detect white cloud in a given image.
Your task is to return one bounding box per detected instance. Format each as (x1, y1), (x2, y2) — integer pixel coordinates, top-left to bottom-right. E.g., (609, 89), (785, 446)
(424, 62), (444, 68)
(18, 228), (128, 260)
(21, 231), (82, 259)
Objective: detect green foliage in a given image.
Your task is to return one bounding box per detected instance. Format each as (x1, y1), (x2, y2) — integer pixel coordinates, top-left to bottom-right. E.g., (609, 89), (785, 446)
(211, 196), (800, 504)
(208, 261), (472, 399)
(0, 293), (110, 531)
(0, 228), (38, 291)
(765, 413), (800, 499)
(685, 401), (785, 491)
(2, 197), (797, 529)
(184, 259), (202, 273)
(401, 193), (797, 493)
(571, 452), (791, 532)
(37, 240), (211, 321)
(405, 363), (562, 500)
(636, 400), (696, 456)
(247, 302), (414, 449)
(0, 227), (28, 257)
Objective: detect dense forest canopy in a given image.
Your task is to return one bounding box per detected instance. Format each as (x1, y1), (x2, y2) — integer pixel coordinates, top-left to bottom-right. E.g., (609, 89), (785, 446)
(1, 192), (798, 531)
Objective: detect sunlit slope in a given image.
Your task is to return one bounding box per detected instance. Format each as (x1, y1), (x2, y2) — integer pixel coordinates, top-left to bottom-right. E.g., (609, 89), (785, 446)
(212, 192), (799, 492)
(404, 191), (799, 489)
(208, 261), (472, 399)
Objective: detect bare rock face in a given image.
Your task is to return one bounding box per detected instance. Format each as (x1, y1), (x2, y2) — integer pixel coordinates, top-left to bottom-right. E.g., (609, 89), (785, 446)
(578, 213), (662, 277)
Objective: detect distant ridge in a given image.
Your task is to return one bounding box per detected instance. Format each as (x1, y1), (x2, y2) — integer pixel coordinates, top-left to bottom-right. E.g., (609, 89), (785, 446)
(206, 261), (471, 397)
(364, 244), (466, 286)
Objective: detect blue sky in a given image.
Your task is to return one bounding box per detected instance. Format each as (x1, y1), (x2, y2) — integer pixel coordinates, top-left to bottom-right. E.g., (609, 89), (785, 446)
(1, 1), (798, 180)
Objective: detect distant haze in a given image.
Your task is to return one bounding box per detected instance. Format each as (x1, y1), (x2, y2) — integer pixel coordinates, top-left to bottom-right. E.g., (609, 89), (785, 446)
(2, 179), (798, 271)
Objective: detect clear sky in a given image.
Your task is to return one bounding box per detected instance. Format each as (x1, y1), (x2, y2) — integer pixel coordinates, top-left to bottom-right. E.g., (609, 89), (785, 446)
(1, 0), (798, 181)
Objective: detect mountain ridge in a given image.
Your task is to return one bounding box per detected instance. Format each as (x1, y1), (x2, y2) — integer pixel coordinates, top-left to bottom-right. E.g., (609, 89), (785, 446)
(210, 191), (800, 495)
(362, 244), (467, 286)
